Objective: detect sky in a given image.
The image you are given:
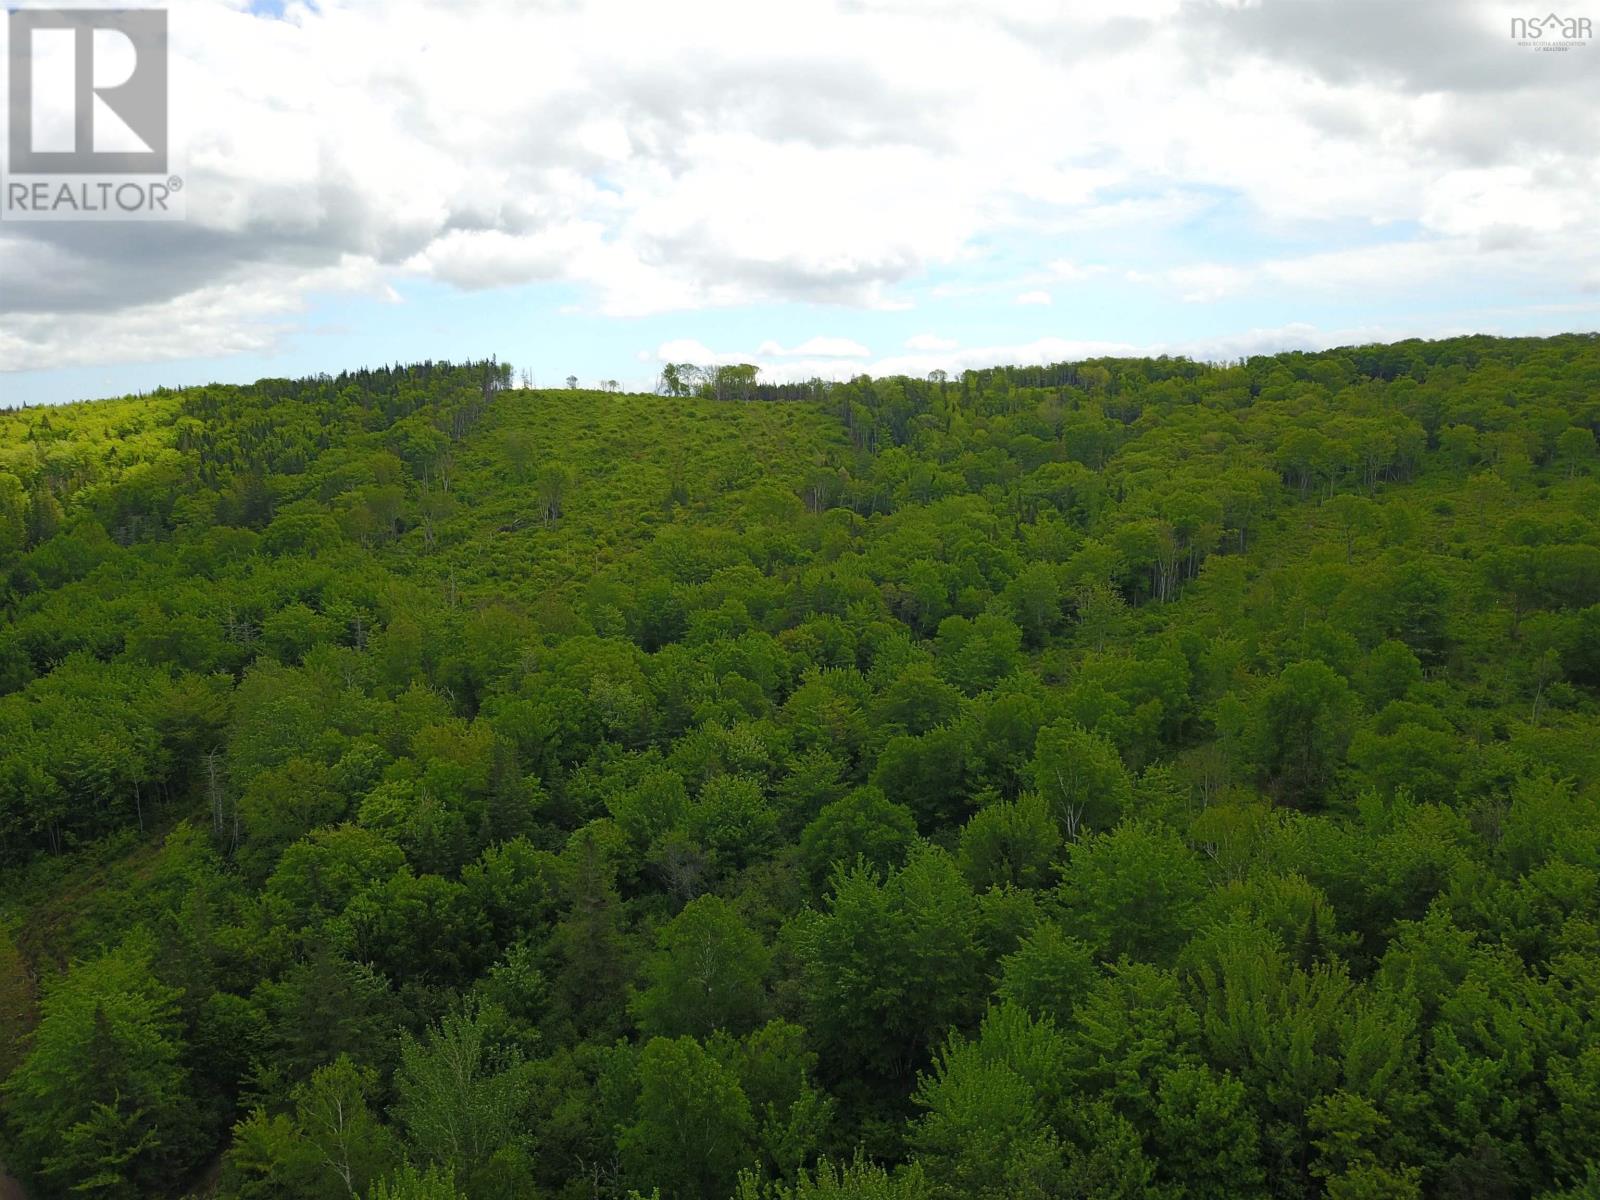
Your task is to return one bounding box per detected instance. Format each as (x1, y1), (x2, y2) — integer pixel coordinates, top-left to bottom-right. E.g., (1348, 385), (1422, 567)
(2, 0), (1598, 405)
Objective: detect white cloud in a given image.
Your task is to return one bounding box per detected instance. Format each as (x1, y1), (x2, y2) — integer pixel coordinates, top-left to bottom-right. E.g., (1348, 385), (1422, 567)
(0, 256), (393, 373)
(3, 0), (1599, 377)
(864, 337), (1142, 380)
(1127, 228), (1600, 306)
(668, 316), (1600, 387)
(655, 338), (724, 363)
(906, 333), (959, 351)
(401, 226), (608, 290)
(755, 337), (873, 358)
(1048, 260), (1108, 282)
(1420, 166), (1582, 239)
(654, 334), (872, 373)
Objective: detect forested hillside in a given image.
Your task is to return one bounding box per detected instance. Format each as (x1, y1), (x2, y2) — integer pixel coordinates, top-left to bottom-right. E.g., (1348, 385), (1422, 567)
(3, 335), (1600, 1200)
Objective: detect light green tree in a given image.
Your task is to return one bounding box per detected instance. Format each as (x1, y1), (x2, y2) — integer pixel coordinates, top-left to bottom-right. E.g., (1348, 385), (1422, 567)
(618, 1036), (755, 1199)
(1031, 721), (1132, 840)
(394, 1002), (530, 1186)
(631, 895), (770, 1039)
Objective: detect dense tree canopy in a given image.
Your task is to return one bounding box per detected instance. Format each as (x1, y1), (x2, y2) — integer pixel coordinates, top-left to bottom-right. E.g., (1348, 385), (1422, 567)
(3, 336), (1600, 1198)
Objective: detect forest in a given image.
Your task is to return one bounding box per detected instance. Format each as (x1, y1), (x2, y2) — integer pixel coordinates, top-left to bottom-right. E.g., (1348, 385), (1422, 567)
(1, 334), (1599, 1199)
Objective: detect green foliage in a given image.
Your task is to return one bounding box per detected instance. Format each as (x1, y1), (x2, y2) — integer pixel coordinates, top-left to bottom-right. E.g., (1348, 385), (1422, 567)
(368, 1163), (465, 1200)
(796, 846), (983, 1084)
(631, 895), (770, 1039)
(2, 935), (202, 1196)
(1031, 721), (1132, 839)
(1058, 821), (1207, 963)
(1249, 660), (1358, 805)
(618, 1035), (755, 1199)
(224, 1055), (399, 1199)
(909, 1005), (1069, 1197)
(6, 339), (1600, 1200)
(800, 786), (918, 886)
(735, 1155), (930, 1200)
(394, 1003), (532, 1189)
(957, 793), (1060, 890)
(997, 922), (1098, 1026)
